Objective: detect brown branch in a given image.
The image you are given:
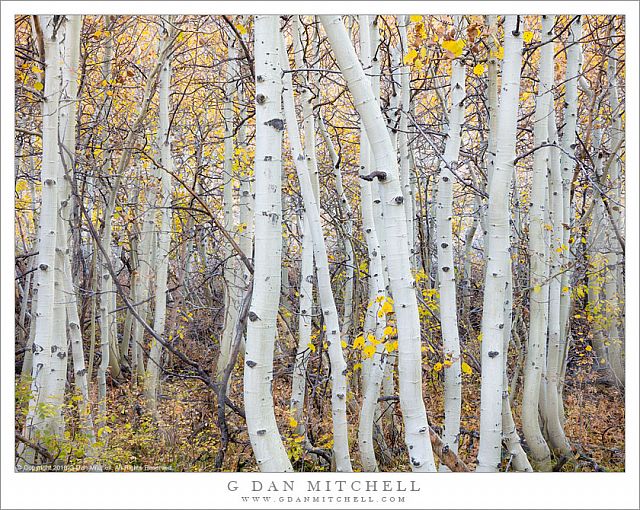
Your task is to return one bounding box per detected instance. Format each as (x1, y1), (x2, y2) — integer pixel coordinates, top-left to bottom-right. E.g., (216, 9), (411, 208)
(15, 432), (54, 463)
(429, 428), (471, 472)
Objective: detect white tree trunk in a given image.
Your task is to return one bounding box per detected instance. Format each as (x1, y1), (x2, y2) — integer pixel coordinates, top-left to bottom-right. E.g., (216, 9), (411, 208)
(243, 15), (292, 473)
(545, 85), (572, 457)
(355, 17), (388, 471)
(24, 15), (66, 456)
(145, 17), (175, 410)
(436, 15), (465, 462)
(216, 29), (242, 383)
(604, 23), (624, 387)
(398, 16), (415, 263)
(318, 116), (355, 339)
(290, 213), (313, 439)
(321, 15), (436, 472)
(59, 14), (96, 444)
(521, 14), (554, 472)
(558, 16), (583, 378)
(476, 15), (523, 472)
(280, 29), (353, 472)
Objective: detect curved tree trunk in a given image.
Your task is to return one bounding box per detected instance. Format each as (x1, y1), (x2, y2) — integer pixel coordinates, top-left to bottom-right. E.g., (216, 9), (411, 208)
(321, 15), (436, 472)
(280, 29), (353, 472)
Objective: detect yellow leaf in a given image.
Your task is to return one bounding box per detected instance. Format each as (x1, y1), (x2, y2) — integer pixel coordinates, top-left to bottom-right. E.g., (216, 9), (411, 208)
(420, 47), (427, 59)
(473, 63), (485, 76)
(533, 285), (541, 293)
(341, 340), (347, 349)
(289, 417), (298, 428)
(410, 15), (423, 23)
(385, 341), (398, 353)
(363, 345), (376, 359)
(433, 362), (443, 372)
(492, 46), (505, 60)
(307, 342), (316, 353)
(353, 335), (364, 349)
(353, 362), (362, 371)
(523, 31), (534, 44)
(235, 23), (247, 35)
(33, 81), (43, 91)
(442, 39), (465, 58)
(383, 326), (394, 337)
(461, 361), (473, 375)
(404, 48), (418, 65)
(562, 286), (569, 293)
(585, 345), (592, 352)
(31, 66), (43, 74)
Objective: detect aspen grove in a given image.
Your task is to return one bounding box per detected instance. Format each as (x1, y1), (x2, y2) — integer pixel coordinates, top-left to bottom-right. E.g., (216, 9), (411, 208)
(14, 14), (625, 472)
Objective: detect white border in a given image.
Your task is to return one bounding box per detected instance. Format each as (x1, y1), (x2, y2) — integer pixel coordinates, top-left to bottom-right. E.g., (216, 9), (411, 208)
(1, 2), (638, 509)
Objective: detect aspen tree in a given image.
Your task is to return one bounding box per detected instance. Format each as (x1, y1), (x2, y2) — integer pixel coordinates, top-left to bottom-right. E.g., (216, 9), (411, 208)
(476, 15), (523, 472)
(558, 16), (583, 377)
(243, 15), (292, 473)
(146, 17), (176, 410)
(58, 14), (95, 443)
(521, 15), (554, 471)
(356, 15), (388, 472)
(289, 16), (317, 439)
(545, 92), (573, 456)
(24, 15), (65, 455)
(398, 15), (415, 262)
(321, 15), (436, 472)
(604, 22), (625, 387)
(436, 15), (465, 463)
(216, 28), (242, 383)
(280, 28), (353, 472)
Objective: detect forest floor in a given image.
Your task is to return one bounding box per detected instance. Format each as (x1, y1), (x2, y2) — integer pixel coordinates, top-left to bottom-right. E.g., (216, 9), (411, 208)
(15, 361), (624, 472)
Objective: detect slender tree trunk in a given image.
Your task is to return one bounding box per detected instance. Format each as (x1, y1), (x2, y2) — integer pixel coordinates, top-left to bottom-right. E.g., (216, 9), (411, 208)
(356, 16), (389, 471)
(545, 79), (572, 457)
(604, 23), (625, 387)
(216, 29), (242, 383)
(58, 14), (96, 444)
(398, 16), (416, 265)
(243, 15), (292, 472)
(145, 17), (176, 411)
(522, 15), (554, 471)
(280, 29), (353, 472)
(558, 16), (583, 383)
(321, 15), (436, 472)
(23, 16), (66, 461)
(476, 15), (523, 472)
(436, 15), (465, 463)
(290, 212), (313, 440)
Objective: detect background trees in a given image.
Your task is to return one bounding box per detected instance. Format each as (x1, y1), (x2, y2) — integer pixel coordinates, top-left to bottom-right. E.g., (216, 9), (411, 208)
(14, 14), (625, 473)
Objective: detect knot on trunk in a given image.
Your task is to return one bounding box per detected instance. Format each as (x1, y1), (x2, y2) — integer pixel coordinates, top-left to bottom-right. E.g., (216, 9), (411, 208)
(359, 171), (387, 182)
(264, 118), (284, 131)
